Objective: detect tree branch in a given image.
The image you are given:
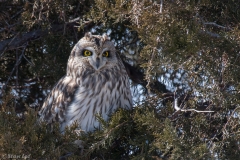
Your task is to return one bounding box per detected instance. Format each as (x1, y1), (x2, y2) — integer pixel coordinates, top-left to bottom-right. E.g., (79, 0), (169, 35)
(123, 61), (170, 93)
(173, 98), (214, 113)
(3, 43), (28, 91)
(199, 30), (221, 38)
(204, 22), (229, 30)
(0, 17), (84, 55)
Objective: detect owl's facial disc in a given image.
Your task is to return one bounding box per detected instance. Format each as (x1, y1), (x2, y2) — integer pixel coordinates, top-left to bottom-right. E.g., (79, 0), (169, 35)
(83, 47), (107, 71)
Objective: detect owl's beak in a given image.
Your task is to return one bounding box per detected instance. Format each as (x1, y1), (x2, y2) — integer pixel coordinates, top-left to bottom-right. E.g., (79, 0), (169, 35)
(96, 57), (100, 69)
(90, 56), (105, 70)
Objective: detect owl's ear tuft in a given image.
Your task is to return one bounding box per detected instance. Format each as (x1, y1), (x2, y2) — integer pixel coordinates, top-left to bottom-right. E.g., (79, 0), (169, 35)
(102, 33), (110, 41)
(85, 32), (92, 39)
(70, 45), (77, 57)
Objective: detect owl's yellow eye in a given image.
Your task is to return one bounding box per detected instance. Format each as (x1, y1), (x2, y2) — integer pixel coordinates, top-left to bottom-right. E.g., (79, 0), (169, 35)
(102, 51), (109, 57)
(83, 50), (92, 57)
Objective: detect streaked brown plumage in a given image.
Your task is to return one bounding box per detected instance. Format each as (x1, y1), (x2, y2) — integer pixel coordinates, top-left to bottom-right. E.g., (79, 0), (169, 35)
(38, 32), (132, 132)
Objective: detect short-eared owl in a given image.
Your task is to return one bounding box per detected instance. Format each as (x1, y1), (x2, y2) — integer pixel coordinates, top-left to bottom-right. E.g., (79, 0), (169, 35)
(39, 33), (132, 132)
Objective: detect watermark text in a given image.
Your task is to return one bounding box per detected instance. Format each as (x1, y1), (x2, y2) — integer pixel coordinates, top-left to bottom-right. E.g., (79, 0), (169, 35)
(2, 154), (31, 159)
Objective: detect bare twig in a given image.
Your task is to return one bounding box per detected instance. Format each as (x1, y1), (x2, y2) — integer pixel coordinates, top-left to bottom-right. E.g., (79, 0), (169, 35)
(0, 23), (20, 33)
(199, 30), (220, 38)
(204, 22), (231, 30)
(14, 50), (19, 107)
(196, 14), (231, 38)
(146, 50), (155, 94)
(160, 0), (163, 13)
(11, 10), (23, 19)
(222, 106), (240, 138)
(173, 91), (214, 113)
(4, 43), (28, 90)
(68, 17), (80, 23)
(22, 54), (35, 66)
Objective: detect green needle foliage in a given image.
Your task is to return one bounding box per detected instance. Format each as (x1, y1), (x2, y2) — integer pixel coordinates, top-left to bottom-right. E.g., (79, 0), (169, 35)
(1, 0), (240, 159)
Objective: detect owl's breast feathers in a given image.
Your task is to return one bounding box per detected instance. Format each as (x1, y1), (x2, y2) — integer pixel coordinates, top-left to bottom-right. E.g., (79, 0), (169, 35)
(38, 76), (78, 123)
(38, 64), (132, 132)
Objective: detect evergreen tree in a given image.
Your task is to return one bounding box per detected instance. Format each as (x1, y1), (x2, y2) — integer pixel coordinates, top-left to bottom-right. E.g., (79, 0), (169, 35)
(1, 0), (240, 159)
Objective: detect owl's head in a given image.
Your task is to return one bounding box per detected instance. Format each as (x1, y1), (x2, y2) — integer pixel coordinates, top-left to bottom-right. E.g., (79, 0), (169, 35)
(69, 32), (118, 71)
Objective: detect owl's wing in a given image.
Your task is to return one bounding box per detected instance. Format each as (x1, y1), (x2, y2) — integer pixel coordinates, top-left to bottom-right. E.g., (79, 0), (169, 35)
(38, 76), (78, 124)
